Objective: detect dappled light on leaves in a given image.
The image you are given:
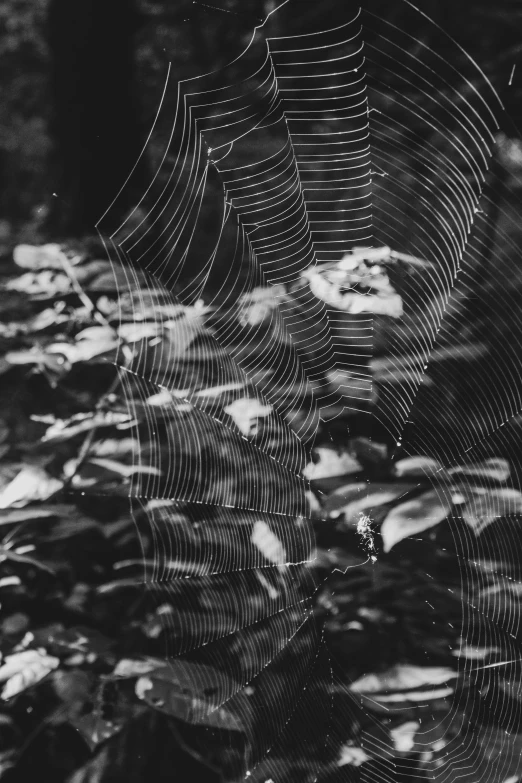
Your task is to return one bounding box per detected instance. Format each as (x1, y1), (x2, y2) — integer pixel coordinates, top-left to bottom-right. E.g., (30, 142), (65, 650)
(1, 1), (522, 781)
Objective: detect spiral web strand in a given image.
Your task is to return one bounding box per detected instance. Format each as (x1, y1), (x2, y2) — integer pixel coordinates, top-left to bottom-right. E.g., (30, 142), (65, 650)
(83, 1), (522, 780)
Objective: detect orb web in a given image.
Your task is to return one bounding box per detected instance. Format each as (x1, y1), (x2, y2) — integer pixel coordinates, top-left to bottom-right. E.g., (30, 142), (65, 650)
(76, 1), (522, 780)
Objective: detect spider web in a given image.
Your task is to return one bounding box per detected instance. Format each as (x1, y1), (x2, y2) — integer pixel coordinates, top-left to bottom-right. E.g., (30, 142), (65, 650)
(83, 1), (522, 780)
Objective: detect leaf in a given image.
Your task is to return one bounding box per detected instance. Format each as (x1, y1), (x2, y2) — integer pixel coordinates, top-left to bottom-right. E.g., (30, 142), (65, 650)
(393, 455), (445, 478)
(350, 664), (457, 694)
(224, 397), (272, 436)
(135, 660), (249, 732)
(146, 389), (175, 406)
(4, 348), (69, 377)
(303, 447), (362, 480)
(70, 712), (125, 752)
(0, 466), (63, 509)
(449, 458), (510, 483)
(390, 721), (420, 753)
(380, 488), (451, 552)
(251, 520), (286, 564)
(33, 625), (114, 658)
(41, 411), (135, 442)
(0, 650), (59, 700)
(337, 744), (371, 767)
(0, 546), (55, 573)
(52, 670), (92, 705)
(237, 285), (287, 326)
(325, 482), (417, 522)
(90, 438), (138, 458)
(118, 322), (158, 343)
(112, 658), (165, 678)
(46, 338), (117, 364)
(349, 437), (388, 466)
(13, 243), (80, 271)
(1, 613), (29, 636)
(460, 487), (522, 535)
(195, 382), (244, 398)
(5, 270), (72, 297)
(86, 458), (162, 479)
(163, 303), (208, 359)
(0, 508), (57, 526)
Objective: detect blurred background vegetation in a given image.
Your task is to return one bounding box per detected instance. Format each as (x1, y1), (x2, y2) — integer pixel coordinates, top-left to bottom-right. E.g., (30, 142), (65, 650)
(0, 0), (521, 244)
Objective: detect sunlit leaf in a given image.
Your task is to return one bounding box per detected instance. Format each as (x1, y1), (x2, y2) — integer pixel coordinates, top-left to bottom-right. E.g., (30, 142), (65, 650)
(0, 466), (63, 509)
(5, 271), (72, 297)
(41, 411), (135, 442)
(86, 458), (162, 479)
(0, 507), (57, 526)
(337, 744), (371, 767)
(224, 397), (272, 436)
(325, 482), (417, 522)
(46, 337), (117, 364)
(251, 520), (286, 565)
(13, 243), (81, 271)
(90, 438), (138, 458)
(195, 382), (244, 398)
(0, 650), (59, 700)
(350, 664), (457, 695)
(449, 458), (510, 483)
(460, 487), (522, 534)
(112, 658), (165, 678)
(390, 721), (420, 753)
(303, 447), (362, 480)
(380, 489), (451, 552)
(163, 303), (208, 359)
(237, 285), (287, 327)
(118, 322), (158, 343)
(393, 455), (445, 478)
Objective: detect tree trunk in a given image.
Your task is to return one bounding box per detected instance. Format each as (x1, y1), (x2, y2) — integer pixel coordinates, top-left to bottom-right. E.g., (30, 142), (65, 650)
(46, 0), (147, 238)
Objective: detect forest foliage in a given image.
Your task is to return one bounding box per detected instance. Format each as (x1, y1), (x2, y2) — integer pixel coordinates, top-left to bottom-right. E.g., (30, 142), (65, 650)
(0, 242), (521, 781)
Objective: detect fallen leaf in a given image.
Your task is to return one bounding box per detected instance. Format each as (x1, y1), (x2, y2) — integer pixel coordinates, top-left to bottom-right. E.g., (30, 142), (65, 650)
(380, 489), (451, 552)
(0, 466), (63, 509)
(0, 650), (59, 700)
